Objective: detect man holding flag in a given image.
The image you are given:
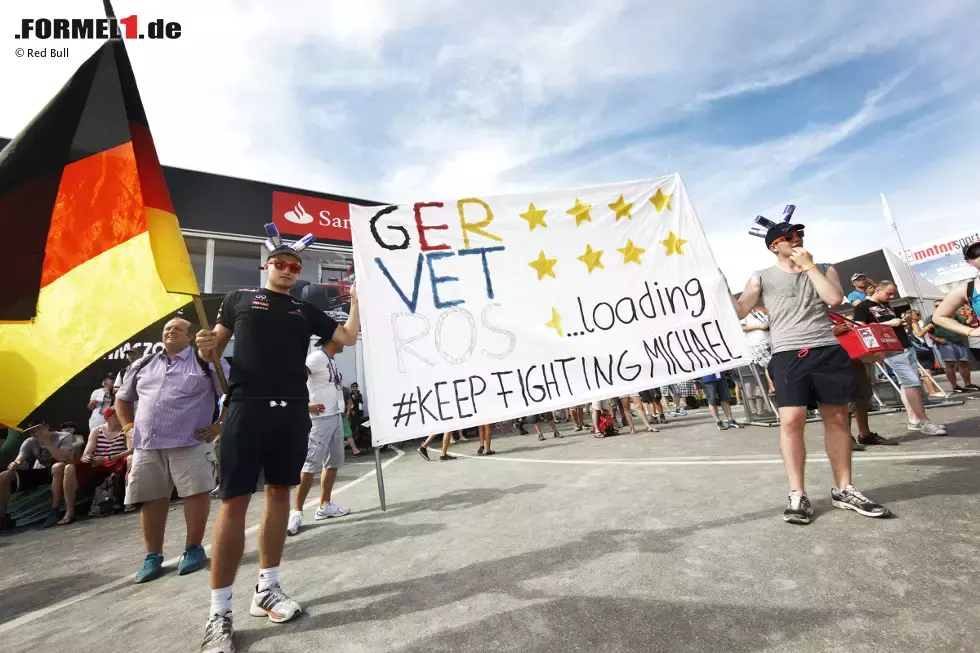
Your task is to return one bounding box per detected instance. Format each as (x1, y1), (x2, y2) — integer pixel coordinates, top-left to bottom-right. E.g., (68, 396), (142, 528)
(195, 241), (360, 653)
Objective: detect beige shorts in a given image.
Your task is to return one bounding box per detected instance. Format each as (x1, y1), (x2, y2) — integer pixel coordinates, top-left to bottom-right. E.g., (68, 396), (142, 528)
(125, 443), (216, 504)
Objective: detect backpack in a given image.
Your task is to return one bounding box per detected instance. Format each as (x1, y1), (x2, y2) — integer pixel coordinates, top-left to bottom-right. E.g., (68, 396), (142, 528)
(88, 472), (124, 518)
(597, 412), (616, 436)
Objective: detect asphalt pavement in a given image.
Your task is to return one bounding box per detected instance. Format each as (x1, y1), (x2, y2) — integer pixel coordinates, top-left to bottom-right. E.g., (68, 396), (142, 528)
(2, 397), (979, 653)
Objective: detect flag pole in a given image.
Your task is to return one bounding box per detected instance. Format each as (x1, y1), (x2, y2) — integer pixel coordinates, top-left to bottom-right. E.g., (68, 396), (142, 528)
(374, 445), (387, 512)
(882, 194), (927, 313)
(190, 295), (230, 394)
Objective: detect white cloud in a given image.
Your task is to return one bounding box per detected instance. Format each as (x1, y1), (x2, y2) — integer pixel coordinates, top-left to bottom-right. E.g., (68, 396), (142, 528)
(3, 0), (980, 287)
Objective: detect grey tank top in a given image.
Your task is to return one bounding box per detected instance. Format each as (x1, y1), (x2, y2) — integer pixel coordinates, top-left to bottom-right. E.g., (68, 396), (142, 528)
(751, 264), (841, 354)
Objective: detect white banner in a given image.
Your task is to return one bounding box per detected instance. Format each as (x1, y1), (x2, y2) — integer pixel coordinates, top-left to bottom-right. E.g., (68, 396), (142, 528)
(351, 175), (747, 445)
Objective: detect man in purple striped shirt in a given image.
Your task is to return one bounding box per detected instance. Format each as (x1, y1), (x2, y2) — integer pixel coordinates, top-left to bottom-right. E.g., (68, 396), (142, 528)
(116, 317), (230, 584)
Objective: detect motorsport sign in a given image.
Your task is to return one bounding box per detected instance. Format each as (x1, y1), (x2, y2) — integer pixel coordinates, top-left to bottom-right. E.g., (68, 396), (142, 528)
(350, 175), (746, 445)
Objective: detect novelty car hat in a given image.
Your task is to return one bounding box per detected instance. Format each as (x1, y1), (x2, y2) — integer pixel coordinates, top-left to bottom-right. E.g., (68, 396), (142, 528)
(747, 205), (804, 247)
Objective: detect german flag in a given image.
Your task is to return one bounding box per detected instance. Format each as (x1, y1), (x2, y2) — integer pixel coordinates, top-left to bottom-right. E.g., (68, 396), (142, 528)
(0, 39), (198, 428)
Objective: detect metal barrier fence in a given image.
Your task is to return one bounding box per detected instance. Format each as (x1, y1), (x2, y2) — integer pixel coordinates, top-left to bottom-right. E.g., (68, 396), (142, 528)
(733, 362), (906, 427)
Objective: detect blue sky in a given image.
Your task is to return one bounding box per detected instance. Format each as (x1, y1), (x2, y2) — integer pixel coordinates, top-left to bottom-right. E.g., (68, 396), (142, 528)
(3, 0), (979, 283)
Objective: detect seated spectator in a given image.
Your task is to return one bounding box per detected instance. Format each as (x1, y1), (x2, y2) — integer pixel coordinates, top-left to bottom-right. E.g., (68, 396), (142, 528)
(57, 420), (76, 435)
(58, 408), (132, 525)
(0, 420), (77, 530)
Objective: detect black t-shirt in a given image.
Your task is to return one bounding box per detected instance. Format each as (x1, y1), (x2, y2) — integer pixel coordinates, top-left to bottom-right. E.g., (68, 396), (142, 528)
(853, 299), (910, 349)
(218, 288), (339, 400)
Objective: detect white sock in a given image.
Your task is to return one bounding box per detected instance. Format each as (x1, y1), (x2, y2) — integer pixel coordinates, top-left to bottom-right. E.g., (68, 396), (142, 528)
(290, 509), (302, 516)
(257, 567), (279, 592)
(210, 586), (233, 617)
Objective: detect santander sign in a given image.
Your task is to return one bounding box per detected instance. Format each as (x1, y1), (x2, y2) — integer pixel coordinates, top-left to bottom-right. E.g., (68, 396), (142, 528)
(272, 191), (351, 242)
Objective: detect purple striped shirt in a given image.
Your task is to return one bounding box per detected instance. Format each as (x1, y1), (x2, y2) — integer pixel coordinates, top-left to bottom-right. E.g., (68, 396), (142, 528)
(117, 346), (229, 450)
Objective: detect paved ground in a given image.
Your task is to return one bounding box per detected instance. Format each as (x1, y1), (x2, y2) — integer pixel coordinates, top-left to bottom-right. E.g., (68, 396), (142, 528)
(2, 397), (979, 653)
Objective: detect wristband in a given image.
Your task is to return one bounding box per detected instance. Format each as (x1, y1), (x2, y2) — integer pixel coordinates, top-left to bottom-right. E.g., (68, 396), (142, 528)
(122, 422), (134, 431)
(800, 264), (816, 273)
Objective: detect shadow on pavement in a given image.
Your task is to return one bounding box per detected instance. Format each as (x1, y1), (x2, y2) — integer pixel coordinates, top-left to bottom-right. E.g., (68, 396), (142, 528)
(234, 502), (784, 649)
(388, 596), (836, 653)
(342, 485), (546, 525)
(870, 456), (980, 505)
(0, 571), (125, 622)
(240, 521), (446, 567)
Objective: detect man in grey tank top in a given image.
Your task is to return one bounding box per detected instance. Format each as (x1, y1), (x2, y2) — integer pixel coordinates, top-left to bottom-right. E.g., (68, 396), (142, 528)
(732, 220), (890, 525)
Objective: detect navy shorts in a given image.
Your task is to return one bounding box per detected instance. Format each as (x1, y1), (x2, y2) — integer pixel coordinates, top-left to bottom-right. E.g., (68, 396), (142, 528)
(702, 379), (731, 406)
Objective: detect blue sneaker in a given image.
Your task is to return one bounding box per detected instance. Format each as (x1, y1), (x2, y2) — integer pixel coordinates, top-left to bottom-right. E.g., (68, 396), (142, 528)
(134, 552), (164, 584)
(177, 544), (207, 575)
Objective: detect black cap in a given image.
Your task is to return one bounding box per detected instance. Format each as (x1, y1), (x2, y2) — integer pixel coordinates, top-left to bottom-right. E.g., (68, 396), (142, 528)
(266, 246), (303, 262)
(764, 222), (805, 248)
(964, 240), (980, 260)
(22, 418), (48, 435)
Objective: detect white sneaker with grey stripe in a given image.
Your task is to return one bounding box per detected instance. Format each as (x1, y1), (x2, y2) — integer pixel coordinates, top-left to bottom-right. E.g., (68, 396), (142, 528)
(249, 584), (302, 623)
(200, 613), (234, 653)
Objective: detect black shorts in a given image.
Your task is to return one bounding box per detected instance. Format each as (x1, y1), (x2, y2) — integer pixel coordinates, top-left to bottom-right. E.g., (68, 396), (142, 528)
(218, 400), (312, 499)
(768, 345), (859, 408)
(638, 389), (661, 403)
(702, 379), (731, 406)
(852, 360), (873, 409)
(13, 468), (53, 492)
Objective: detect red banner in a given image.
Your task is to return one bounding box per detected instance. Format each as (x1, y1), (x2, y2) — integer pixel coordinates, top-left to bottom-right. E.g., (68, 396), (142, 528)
(271, 191), (351, 242)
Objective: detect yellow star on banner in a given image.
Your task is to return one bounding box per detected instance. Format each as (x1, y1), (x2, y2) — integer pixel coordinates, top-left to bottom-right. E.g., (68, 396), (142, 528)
(660, 231), (688, 256)
(608, 194), (633, 221)
(519, 202), (548, 231)
(566, 198), (592, 226)
(577, 244), (604, 273)
(617, 239), (646, 265)
(528, 250), (558, 280)
(650, 188), (673, 212)
(545, 307), (563, 337)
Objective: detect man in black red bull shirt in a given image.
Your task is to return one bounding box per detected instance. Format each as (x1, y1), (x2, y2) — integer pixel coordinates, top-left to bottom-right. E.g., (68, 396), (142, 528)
(195, 242), (360, 653)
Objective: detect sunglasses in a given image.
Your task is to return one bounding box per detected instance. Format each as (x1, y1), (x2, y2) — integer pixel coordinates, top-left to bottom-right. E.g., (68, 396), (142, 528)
(269, 259), (302, 274)
(770, 229), (804, 246)
(965, 244), (980, 260)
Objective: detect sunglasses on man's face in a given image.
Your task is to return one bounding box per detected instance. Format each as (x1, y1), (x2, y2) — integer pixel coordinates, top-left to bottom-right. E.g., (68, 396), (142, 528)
(771, 230), (804, 246)
(269, 259), (302, 274)
(965, 244), (980, 261)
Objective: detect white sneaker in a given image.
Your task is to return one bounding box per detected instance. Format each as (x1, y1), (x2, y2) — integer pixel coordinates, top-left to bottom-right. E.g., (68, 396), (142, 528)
(249, 584), (302, 623)
(201, 612), (235, 653)
(921, 421), (948, 436)
(314, 501), (351, 520)
(286, 510), (303, 536)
